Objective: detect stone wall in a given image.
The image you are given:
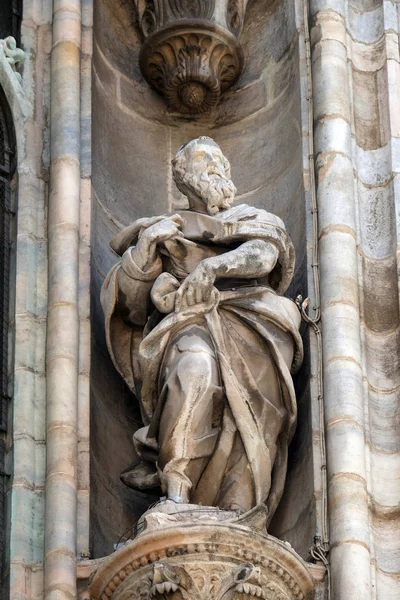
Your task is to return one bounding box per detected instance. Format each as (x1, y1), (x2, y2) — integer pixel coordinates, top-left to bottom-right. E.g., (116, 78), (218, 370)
(0, 3), (50, 596)
(0, 0), (93, 597)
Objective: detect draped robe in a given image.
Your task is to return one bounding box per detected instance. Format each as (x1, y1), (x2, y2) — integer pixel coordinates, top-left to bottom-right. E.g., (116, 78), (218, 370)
(101, 204), (303, 521)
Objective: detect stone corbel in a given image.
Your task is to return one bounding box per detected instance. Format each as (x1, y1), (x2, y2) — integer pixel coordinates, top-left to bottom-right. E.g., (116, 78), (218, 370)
(149, 561), (269, 599)
(0, 37), (25, 84)
(133, 0), (249, 114)
(89, 504), (315, 600)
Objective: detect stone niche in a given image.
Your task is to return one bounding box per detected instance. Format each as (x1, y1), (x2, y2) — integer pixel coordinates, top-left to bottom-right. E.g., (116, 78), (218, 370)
(91, 0), (314, 572)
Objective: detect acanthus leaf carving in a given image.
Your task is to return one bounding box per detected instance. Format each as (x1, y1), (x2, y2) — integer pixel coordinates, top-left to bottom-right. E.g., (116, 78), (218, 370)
(227, 0), (242, 36)
(133, 0), (247, 113)
(91, 512), (315, 600)
(150, 562), (181, 597)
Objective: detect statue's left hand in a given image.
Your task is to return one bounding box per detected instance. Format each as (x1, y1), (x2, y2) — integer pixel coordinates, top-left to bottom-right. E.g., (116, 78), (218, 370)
(175, 261), (216, 311)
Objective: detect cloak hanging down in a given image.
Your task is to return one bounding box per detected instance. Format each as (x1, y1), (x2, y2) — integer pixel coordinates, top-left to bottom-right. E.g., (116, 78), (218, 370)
(101, 204), (303, 521)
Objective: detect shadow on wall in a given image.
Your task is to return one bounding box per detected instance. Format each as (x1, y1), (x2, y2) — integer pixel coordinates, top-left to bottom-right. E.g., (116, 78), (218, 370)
(91, 0), (314, 559)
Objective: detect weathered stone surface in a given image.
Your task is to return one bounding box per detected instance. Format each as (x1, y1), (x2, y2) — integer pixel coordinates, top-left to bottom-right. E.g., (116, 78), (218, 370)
(352, 67), (389, 150)
(91, 0), (310, 563)
(134, 0), (248, 114)
(90, 504), (315, 600)
(4, 0), (400, 598)
(101, 137), (303, 518)
(362, 254), (399, 332)
(312, 0), (400, 596)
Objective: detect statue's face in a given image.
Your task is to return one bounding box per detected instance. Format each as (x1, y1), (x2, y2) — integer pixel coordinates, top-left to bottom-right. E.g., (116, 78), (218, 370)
(175, 140), (237, 214)
(184, 142), (228, 181)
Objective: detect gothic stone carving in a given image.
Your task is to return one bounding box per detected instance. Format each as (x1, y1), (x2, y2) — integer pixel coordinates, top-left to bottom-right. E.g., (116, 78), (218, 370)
(0, 37), (25, 83)
(89, 505), (315, 600)
(133, 0), (248, 113)
(101, 137), (302, 521)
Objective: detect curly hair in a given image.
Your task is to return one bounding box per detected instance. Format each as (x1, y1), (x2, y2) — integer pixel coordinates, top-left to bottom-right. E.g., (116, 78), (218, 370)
(172, 137), (231, 184)
(171, 137), (235, 214)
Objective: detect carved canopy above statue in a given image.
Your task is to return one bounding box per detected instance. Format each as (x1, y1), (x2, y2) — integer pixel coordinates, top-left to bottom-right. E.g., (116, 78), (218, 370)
(133, 0), (249, 114)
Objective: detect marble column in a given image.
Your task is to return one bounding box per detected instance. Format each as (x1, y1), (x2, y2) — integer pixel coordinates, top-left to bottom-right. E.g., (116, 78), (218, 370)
(44, 0), (82, 598)
(1, 1), (51, 597)
(310, 0), (400, 597)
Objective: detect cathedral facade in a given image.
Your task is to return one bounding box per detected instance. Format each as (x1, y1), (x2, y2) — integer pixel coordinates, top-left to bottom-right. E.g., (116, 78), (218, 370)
(0, 0), (399, 598)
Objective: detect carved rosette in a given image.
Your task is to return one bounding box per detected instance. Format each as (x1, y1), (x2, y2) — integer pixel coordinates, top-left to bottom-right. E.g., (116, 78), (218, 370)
(90, 507), (315, 600)
(133, 0), (248, 114)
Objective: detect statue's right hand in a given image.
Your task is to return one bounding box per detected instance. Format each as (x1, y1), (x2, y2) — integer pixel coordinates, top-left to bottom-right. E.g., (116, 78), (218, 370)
(140, 214), (184, 245)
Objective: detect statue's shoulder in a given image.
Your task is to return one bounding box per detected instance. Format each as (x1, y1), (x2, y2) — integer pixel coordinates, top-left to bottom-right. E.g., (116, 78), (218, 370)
(218, 204), (285, 229)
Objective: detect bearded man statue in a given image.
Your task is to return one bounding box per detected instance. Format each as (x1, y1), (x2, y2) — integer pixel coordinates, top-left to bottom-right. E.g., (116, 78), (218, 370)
(101, 137), (303, 522)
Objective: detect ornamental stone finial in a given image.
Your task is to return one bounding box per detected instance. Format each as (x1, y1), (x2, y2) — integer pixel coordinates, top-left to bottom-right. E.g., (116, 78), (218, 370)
(133, 0), (249, 114)
(0, 36), (25, 83)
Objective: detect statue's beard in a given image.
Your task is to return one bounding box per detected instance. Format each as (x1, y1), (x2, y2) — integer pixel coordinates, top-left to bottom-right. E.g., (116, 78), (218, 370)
(181, 171), (237, 215)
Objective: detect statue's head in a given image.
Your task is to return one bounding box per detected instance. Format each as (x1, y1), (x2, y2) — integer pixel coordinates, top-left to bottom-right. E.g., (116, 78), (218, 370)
(172, 137), (237, 215)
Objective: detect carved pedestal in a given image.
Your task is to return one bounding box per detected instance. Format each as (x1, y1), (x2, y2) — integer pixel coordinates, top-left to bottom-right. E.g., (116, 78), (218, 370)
(90, 504), (315, 600)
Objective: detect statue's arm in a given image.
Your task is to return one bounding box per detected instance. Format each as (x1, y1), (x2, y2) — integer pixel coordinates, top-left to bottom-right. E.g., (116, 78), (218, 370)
(203, 239), (279, 280)
(116, 215), (184, 325)
(117, 245), (163, 326)
(175, 239), (279, 309)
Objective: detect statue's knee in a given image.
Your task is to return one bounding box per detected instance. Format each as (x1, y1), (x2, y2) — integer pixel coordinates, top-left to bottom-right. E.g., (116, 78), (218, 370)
(176, 351), (214, 384)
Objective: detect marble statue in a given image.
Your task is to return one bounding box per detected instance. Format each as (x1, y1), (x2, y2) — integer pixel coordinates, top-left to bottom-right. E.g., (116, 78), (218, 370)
(101, 137), (303, 522)
(0, 36), (25, 82)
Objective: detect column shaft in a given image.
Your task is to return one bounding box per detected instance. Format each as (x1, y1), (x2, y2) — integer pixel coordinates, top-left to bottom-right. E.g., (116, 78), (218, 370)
(44, 1), (81, 598)
(310, 2), (371, 597)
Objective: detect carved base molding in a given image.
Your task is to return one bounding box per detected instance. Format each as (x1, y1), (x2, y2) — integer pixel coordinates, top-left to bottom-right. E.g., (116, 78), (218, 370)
(90, 504), (315, 600)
